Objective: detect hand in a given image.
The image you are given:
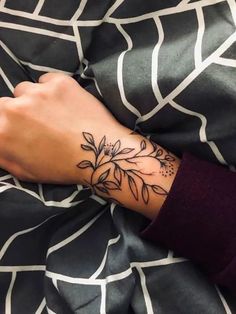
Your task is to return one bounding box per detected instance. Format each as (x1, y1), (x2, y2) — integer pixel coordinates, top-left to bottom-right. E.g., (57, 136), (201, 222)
(0, 73), (129, 184)
(0, 72), (180, 218)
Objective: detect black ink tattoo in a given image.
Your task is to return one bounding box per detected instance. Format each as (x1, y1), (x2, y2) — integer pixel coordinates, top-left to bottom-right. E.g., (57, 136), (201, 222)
(77, 133), (176, 204)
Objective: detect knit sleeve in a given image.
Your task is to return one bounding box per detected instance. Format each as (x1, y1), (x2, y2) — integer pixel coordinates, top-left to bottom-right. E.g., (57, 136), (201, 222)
(142, 153), (236, 294)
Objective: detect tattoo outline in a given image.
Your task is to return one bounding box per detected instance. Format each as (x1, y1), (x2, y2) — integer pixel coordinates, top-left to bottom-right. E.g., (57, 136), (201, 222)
(77, 132), (176, 204)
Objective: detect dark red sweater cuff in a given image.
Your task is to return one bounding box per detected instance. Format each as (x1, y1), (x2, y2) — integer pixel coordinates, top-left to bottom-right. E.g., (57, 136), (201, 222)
(142, 153), (236, 292)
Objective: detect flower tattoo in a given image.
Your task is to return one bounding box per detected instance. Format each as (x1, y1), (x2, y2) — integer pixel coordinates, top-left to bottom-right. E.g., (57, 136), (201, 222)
(77, 132), (176, 205)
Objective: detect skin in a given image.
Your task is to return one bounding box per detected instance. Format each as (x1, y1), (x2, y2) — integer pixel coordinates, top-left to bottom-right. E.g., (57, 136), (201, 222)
(0, 73), (180, 219)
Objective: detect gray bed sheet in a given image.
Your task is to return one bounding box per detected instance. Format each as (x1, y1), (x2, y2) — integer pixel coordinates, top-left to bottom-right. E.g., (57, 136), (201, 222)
(0, 1), (236, 313)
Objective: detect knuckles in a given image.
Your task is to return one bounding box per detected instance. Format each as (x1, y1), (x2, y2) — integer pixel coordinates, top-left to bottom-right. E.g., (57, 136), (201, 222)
(50, 74), (76, 92)
(0, 73), (78, 133)
(13, 74), (78, 104)
(27, 88), (49, 100)
(2, 101), (27, 118)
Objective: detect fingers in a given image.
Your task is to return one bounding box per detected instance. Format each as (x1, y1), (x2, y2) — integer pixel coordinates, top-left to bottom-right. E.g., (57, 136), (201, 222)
(14, 73), (72, 98)
(13, 73), (75, 99)
(38, 72), (68, 84)
(14, 81), (36, 98)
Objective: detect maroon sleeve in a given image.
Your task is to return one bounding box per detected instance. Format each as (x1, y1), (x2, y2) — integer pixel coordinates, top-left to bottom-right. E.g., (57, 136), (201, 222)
(142, 153), (236, 294)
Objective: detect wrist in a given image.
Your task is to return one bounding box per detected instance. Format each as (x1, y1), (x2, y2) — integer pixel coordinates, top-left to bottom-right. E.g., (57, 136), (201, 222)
(75, 127), (180, 219)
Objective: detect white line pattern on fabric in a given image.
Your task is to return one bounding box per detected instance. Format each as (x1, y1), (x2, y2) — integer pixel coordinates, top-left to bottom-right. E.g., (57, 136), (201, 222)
(46, 256), (186, 287)
(137, 31), (236, 124)
(137, 267), (154, 314)
(0, 214), (61, 261)
(19, 60), (73, 75)
(0, 266), (46, 272)
(35, 298), (47, 314)
(215, 57), (236, 68)
(0, 181), (83, 207)
(73, 23), (84, 65)
(116, 24), (142, 118)
(152, 17), (165, 105)
(100, 283), (106, 314)
(227, 0), (236, 26)
(5, 272), (16, 314)
(33, 0), (45, 15)
(46, 307), (56, 314)
(1, 7), (73, 26)
(0, 21), (76, 41)
(0, 0), (6, 9)
(195, 7), (205, 68)
(104, 0), (125, 19)
(46, 209), (106, 257)
(215, 286), (233, 314)
(90, 235), (121, 279)
(71, 0), (88, 21)
(106, 0), (225, 25)
(169, 100), (227, 165)
(0, 67), (14, 92)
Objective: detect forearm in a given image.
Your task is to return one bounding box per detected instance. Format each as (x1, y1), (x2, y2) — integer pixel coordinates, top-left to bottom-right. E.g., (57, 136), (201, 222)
(77, 128), (180, 219)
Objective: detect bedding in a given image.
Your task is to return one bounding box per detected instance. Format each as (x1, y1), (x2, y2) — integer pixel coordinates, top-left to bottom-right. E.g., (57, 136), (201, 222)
(0, 0), (236, 313)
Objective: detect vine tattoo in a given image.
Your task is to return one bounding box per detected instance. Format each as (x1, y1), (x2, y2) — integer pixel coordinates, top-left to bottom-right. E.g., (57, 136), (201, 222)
(77, 132), (176, 205)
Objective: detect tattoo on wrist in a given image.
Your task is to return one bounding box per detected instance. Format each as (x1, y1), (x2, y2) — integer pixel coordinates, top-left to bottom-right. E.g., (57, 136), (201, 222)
(77, 132), (176, 204)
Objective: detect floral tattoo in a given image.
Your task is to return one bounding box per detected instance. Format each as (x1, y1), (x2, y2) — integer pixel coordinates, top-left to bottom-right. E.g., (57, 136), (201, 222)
(77, 132), (176, 205)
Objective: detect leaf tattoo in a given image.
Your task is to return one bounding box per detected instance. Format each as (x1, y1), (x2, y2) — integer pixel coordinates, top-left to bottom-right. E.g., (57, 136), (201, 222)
(103, 181), (120, 190)
(77, 160), (94, 169)
(152, 185), (168, 196)
(96, 184), (109, 194)
(98, 136), (106, 154)
(83, 132), (95, 145)
(128, 175), (138, 200)
(112, 140), (121, 155)
(77, 133), (176, 204)
(114, 165), (122, 185)
(142, 184), (149, 204)
(81, 144), (94, 151)
(140, 140), (146, 151)
(117, 148), (135, 155)
(98, 169), (110, 183)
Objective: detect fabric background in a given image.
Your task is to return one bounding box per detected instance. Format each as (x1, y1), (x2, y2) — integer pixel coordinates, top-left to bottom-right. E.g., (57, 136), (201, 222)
(0, 0), (236, 313)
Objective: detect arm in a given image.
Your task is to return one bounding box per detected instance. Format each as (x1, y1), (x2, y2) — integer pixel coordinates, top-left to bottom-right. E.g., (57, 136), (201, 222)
(0, 73), (179, 219)
(0, 73), (235, 294)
